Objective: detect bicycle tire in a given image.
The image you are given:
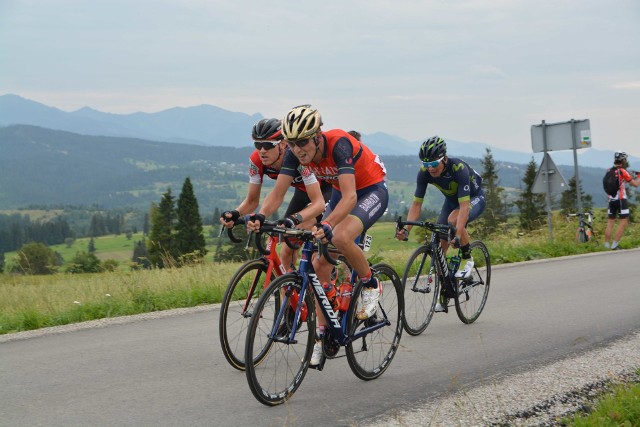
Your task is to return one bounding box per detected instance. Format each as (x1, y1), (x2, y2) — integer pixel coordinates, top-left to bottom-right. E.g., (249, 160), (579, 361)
(454, 240), (491, 324)
(346, 263), (403, 380)
(245, 273), (316, 406)
(219, 259), (270, 371)
(401, 245), (439, 336)
(578, 227), (588, 243)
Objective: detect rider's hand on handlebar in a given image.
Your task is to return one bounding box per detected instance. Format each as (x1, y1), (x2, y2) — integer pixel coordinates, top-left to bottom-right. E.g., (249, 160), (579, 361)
(220, 210), (240, 228)
(395, 228), (409, 241)
(277, 215), (300, 229)
(245, 213), (266, 233)
(313, 221), (333, 243)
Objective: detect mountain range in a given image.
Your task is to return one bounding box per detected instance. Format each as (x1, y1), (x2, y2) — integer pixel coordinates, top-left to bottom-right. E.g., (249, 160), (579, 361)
(0, 124), (612, 212)
(1, 94), (637, 169)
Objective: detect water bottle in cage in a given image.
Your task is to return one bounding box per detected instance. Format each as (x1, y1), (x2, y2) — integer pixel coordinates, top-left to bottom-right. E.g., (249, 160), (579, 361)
(448, 255), (461, 276)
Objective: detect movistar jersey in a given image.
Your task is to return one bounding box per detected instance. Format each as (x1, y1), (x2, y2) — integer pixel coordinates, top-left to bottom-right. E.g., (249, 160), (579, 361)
(414, 157), (483, 203)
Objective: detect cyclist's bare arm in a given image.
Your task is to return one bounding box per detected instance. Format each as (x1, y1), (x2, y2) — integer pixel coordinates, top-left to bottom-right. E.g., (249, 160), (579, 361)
(298, 181), (326, 225)
(396, 200), (423, 240)
(245, 175), (291, 232)
(220, 182), (261, 228)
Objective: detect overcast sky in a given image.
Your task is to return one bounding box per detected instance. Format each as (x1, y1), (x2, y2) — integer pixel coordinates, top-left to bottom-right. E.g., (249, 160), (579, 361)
(1, 0), (639, 156)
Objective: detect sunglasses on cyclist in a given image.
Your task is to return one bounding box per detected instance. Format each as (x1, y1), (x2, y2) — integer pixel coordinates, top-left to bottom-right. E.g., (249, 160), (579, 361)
(422, 156), (444, 169)
(286, 138), (313, 149)
(254, 141), (279, 151)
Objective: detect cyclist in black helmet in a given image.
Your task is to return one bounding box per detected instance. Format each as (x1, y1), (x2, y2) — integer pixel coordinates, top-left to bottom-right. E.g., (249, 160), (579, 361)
(220, 118), (331, 269)
(395, 136), (486, 312)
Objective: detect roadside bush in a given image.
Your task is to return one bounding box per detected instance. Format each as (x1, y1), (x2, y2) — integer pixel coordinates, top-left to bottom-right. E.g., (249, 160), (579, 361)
(65, 251), (103, 274)
(12, 242), (59, 275)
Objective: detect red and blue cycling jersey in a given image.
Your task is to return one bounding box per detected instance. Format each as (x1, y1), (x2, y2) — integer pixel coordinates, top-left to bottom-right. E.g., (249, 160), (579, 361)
(281, 129), (386, 190)
(248, 147), (317, 191)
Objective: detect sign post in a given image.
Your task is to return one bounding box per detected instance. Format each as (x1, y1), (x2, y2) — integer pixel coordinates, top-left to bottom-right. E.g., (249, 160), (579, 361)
(530, 119), (590, 240)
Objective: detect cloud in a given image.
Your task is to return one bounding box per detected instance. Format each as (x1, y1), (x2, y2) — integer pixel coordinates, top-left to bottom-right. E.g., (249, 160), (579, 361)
(611, 82), (640, 90)
(468, 65), (508, 79)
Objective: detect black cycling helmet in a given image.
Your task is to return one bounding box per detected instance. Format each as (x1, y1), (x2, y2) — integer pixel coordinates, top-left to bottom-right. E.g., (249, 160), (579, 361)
(419, 136), (447, 161)
(252, 118), (283, 141)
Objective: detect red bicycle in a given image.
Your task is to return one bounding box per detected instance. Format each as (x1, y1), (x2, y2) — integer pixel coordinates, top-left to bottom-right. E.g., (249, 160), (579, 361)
(218, 219), (291, 370)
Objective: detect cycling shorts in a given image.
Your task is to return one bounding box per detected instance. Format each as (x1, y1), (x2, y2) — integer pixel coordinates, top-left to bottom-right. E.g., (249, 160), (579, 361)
(437, 192), (486, 225)
(608, 199), (630, 219)
(324, 181), (388, 231)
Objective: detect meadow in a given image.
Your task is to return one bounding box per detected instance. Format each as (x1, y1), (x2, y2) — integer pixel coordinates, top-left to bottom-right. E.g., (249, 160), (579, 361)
(1, 209), (638, 335)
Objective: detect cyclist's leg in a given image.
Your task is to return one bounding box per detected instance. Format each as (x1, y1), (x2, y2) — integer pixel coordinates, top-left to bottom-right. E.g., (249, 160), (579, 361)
(332, 182), (388, 279)
(446, 193), (486, 246)
(604, 200), (617, 246)
(613, 199), (630, 247)
(438, 199), (456, 253)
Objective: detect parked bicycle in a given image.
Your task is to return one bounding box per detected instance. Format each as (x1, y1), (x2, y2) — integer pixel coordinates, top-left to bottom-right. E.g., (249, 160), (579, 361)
(244, 221), (403, 406)
(396, 216), (491, 335)
(566, 211), (597, 244)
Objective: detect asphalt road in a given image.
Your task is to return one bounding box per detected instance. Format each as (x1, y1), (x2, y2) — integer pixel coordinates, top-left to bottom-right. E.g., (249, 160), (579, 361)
(2, 249), (639, 427)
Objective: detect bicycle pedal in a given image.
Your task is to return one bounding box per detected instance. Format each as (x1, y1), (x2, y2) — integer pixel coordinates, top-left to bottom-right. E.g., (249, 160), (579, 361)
(309, 356), (326, 371)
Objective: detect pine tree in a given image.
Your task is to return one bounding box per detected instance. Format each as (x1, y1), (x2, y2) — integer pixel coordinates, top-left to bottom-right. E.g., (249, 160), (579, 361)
(479, 148), (508, 236)
(175, 177), (207, 263)
(88, 237), (96, 253)
(147, 188), (177, 268)
(515, 158), (546, 231)
(559, 176), (593, 214)
(143, 213), (150, 236)
(132, 238), (151, 269)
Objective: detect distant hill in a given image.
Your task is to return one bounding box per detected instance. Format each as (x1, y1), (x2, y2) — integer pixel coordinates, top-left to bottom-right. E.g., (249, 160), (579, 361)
(2, 93), (637, 169)
(0, 125), (253, 211)
(0, 125), (617, 213)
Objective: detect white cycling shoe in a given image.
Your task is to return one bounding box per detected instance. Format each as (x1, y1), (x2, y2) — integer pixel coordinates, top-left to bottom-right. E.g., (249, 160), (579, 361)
(455, 257), (474, 279)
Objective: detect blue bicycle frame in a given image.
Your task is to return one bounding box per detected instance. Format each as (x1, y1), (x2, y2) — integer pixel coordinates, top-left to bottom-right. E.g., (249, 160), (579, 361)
(271, 237), (390, 346)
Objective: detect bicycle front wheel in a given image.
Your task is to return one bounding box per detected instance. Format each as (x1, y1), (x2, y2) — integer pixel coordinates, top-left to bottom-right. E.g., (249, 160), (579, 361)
(346, 263), (403, 381)
(454, 240), (491, 324)
(219, 259), (270, 371)
(401, 245), (439, 335)
(245, 274), (315, 406)
(578, 227), (588, 243)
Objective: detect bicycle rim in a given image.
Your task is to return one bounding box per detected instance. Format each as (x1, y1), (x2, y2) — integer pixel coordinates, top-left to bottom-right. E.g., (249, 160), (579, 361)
(346, 263), (403, 381)
(219, 259), (268, 370)
(454, 241), (491, 324)
(401, 245), (438, 336)
(245, 274), (315, 406)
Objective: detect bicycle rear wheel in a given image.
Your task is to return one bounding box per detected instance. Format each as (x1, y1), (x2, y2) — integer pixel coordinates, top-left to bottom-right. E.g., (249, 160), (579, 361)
(454, 240), (490, 324)
(219, 259), (270, 370)
(346, 263), (403, 380)
(245, 274), (315, 406)
(401, 245), (439, 336)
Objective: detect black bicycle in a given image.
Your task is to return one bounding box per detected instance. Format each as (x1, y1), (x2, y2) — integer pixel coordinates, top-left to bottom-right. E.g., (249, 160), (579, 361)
(244, 222), (403, 406)
(566, 211), (596, 244)
(396, 217), (491, 335)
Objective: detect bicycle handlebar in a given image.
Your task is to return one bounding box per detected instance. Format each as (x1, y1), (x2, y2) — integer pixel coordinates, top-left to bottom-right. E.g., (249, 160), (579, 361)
(249, 220), (337, 265)
(395, 216), (454, 240)
(218, 216), (246, 243)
